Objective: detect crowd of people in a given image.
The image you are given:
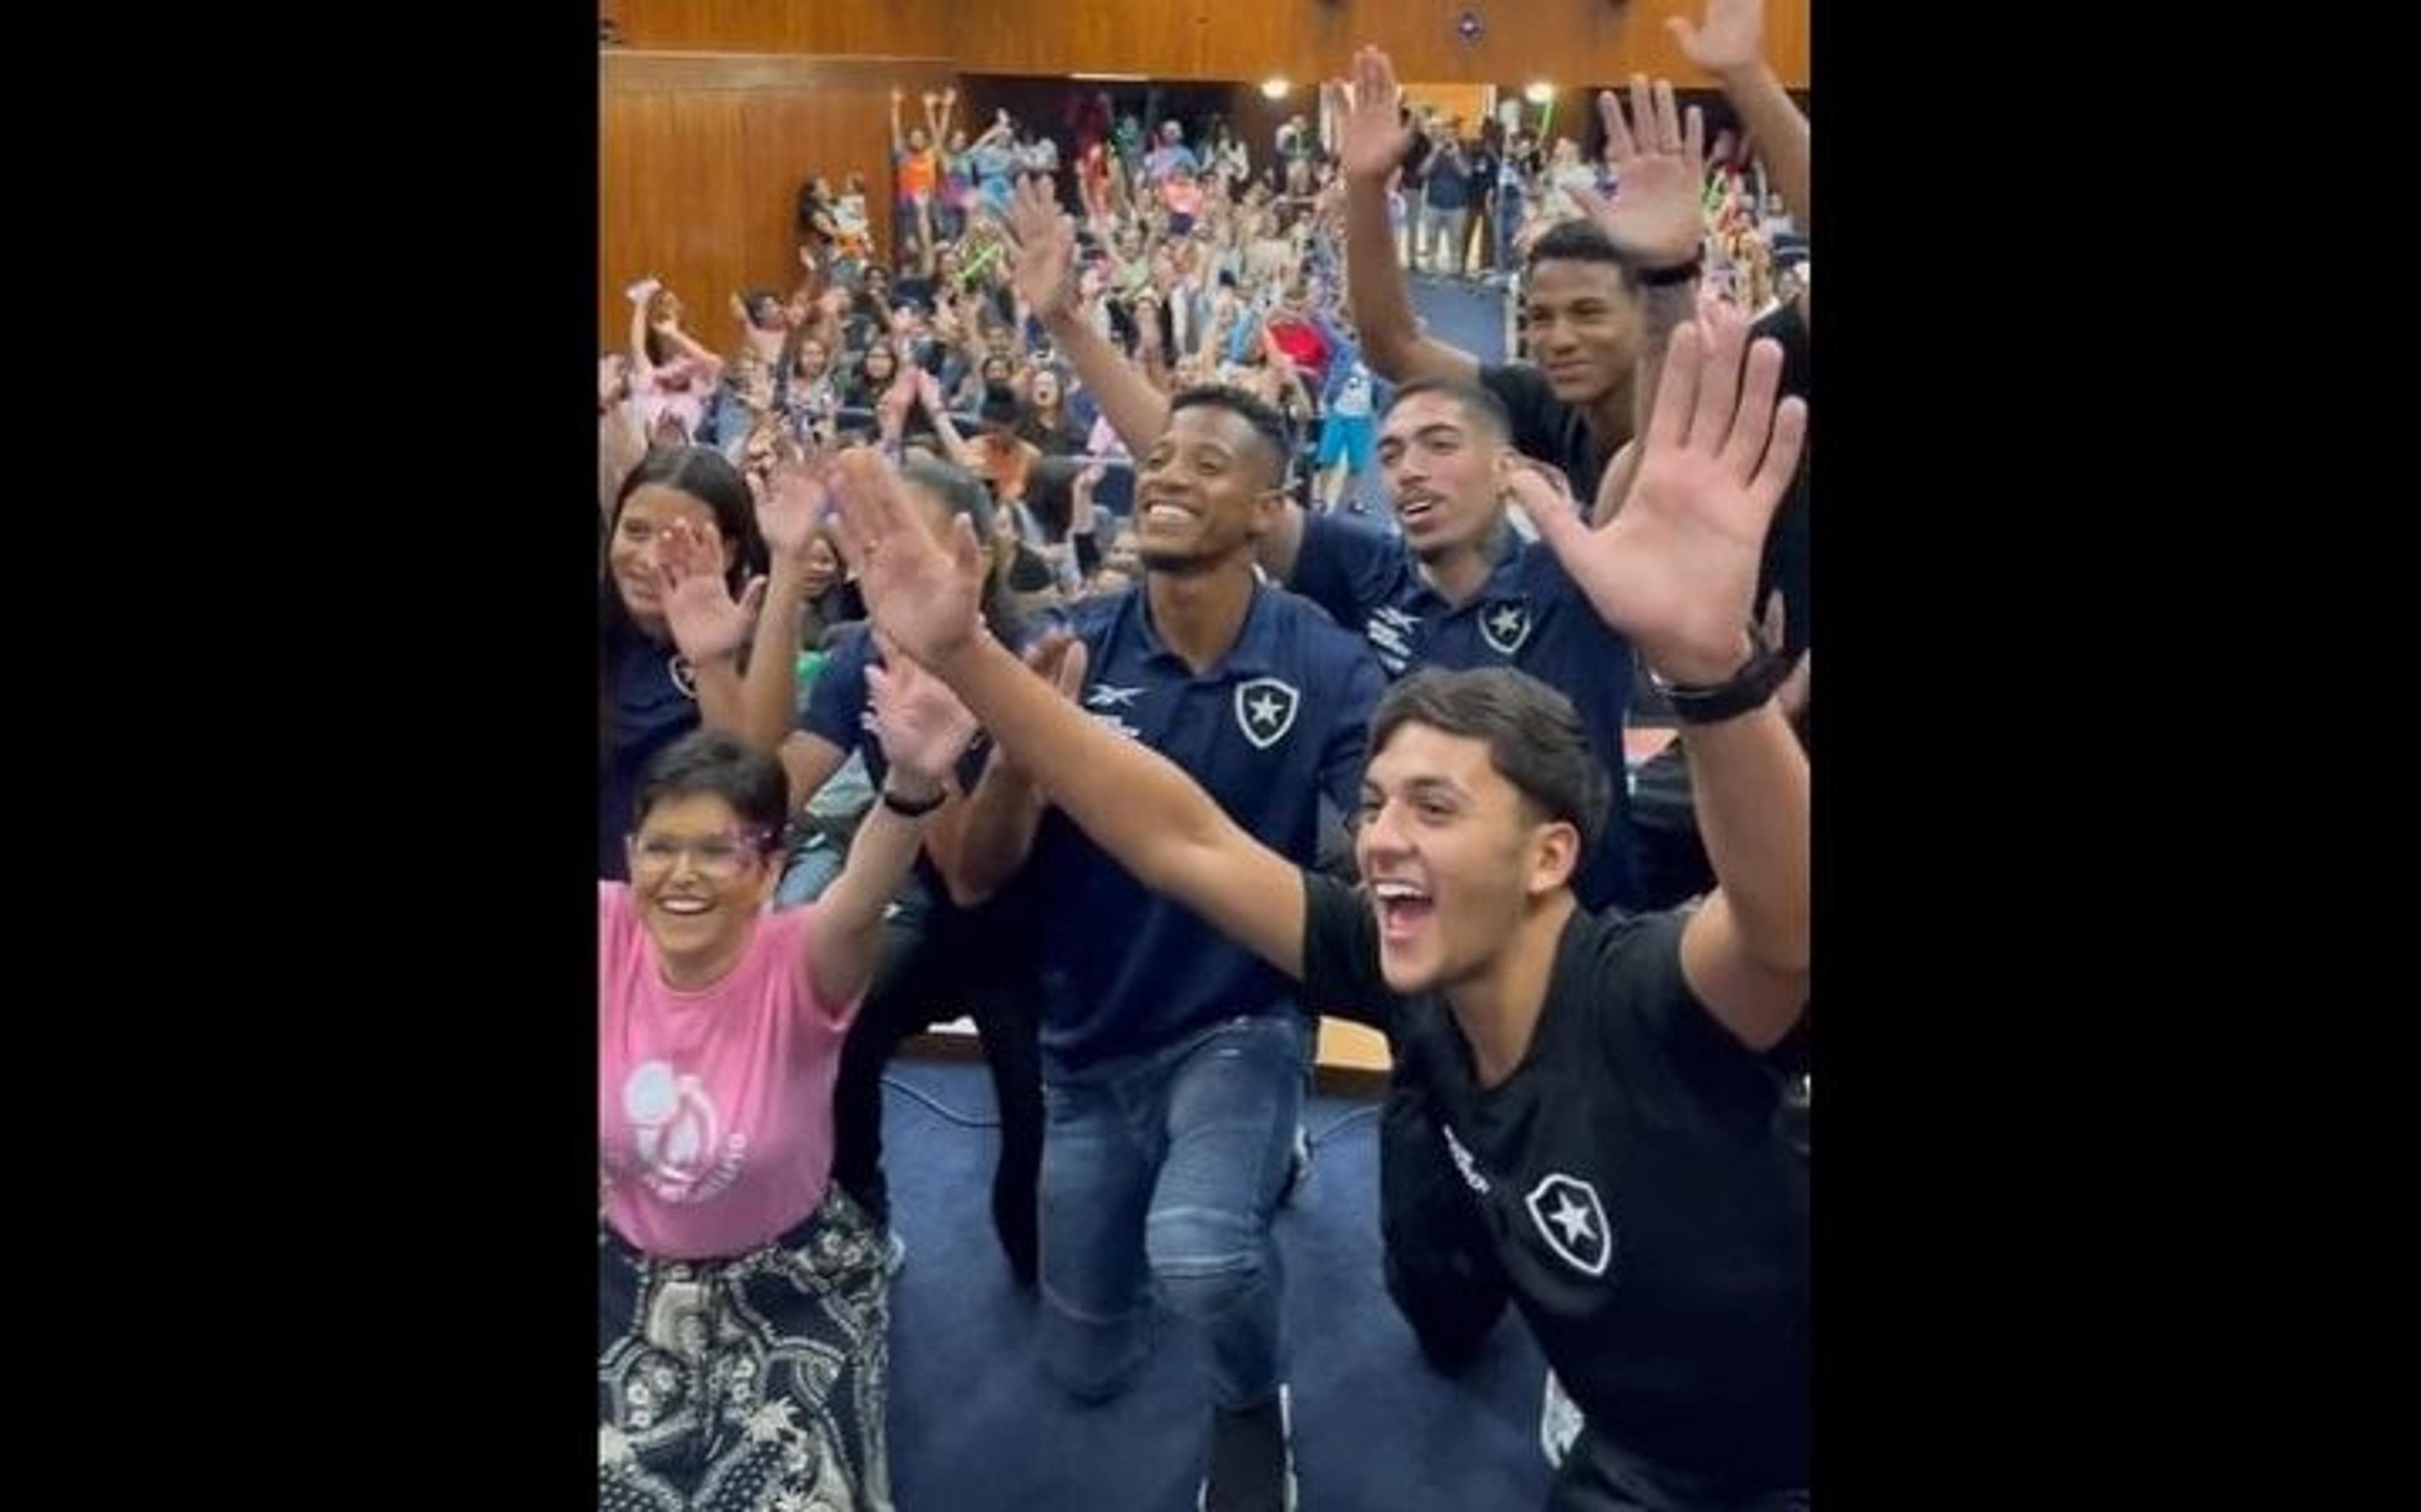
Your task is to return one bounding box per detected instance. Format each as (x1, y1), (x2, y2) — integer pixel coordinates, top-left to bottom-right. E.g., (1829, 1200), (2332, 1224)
(598, 2), (1811, 1508)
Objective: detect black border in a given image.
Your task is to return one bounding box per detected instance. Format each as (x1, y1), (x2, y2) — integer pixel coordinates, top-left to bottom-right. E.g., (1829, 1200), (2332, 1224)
(130, 3), (2206, 1499)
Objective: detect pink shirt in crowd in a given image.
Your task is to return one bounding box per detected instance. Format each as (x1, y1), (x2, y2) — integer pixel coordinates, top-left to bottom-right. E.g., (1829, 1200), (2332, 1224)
(598, 884), (859, 1260)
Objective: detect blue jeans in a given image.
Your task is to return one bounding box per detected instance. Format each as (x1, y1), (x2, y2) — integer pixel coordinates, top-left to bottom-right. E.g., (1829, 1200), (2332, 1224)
(1037, 1011), (1308, 1409)
(1497, 190), (1526, 275)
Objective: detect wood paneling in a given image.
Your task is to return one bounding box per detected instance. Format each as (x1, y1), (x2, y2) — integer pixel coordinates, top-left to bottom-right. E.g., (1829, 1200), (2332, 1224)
(600, 52), (956, 350)
(607, 1), (1811, 87)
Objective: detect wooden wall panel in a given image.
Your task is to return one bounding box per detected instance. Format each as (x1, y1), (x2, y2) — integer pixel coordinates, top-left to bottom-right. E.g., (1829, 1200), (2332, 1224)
(599, 52), (956, 352)
(606, 1), (1811, 87)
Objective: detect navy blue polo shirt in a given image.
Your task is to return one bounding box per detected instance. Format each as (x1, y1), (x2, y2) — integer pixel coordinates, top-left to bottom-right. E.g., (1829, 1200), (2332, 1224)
(1030, 582), (1385, 1075)
(1288, 511), (1639, 910)
(801, 622), (1011, 901)
(601, 617), (703, 880)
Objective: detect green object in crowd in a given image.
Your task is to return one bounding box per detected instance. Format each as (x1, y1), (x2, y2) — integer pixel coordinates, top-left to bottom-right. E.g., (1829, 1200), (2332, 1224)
(797, 649), (828, 688)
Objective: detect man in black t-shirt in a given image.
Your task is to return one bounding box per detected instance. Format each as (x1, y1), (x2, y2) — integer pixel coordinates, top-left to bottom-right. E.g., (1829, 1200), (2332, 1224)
(834, 307), (1811, 1509)
(1338, 51), (1712, 515)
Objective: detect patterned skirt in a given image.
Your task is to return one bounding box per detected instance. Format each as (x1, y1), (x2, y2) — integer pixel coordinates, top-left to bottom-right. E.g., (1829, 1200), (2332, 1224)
(598, 1190), (891, 1511)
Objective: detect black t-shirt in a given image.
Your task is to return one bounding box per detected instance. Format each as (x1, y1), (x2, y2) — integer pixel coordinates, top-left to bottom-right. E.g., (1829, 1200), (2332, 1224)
(1486, 296), (1808, 657)
(1299, 874), (1808, 1491)
(1480, 362), (1624, 510)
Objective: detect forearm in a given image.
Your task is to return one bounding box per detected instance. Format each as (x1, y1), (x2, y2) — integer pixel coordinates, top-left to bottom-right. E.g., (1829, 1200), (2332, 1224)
(689, 656), (752, 738)
(734, 554), (809, 754)
(1344, 176), (1424, 378)
(661, 326), (719, 367)
(923, 401), (982, 470)
(934, 634), (1232, 894)
(1720, 64), (1809, 232)
(628, 301), (654, 372)
(811, 775), (941, 1004)
(1627, 279), (1702, 470)
(600, 409), (646, 509)
(1043, 307), (1171, 454)
(945, 752), (1049, 905)
(1676, 694), (1809, 974)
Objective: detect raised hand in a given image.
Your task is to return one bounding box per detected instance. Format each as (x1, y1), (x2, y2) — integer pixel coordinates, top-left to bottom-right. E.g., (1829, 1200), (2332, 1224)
(1569, 76), (1706, 270)
(864, 640), (980, 787)
(1523, 301), (1805, 683)
(1337, 47), (1413, 183)
(827, 447), (989, 667)
(655, 517), (767, 666)
(757, 443), (832, 561)
(1001, 175), (1077, 320)
(1667, 0), (1768, 78)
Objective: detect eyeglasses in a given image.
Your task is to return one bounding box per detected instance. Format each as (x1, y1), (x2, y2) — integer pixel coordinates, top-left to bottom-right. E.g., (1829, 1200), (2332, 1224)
(627, 831), (772, 882)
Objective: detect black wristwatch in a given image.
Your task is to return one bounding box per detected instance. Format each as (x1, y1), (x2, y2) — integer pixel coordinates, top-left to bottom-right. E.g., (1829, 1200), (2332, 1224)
(880, 785), (948, 818)
(1650, 625), (1799, 725)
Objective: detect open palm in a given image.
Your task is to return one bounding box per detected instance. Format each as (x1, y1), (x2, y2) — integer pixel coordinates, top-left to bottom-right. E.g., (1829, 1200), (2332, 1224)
(827, 448), (988, 667)
(1002, 175), (1076, 320)
(656, 519), (765, 664)
(1572, 76), (1706, 269)
(757, 448), (830, 561)
(1526, 303), (1804, 681)
(865, 647), (980, 785)
(1668, 0), (1767, 77)
(1338, 47), (1412, 182)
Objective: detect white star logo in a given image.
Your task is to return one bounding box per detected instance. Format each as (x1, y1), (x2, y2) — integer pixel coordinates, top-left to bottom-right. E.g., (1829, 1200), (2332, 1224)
(1548, 1193), (1595, 1247)
(1479, 599), (1533, 655)
(1524, 1172), (1613, 1278)
(1233, 676), (1300, 749)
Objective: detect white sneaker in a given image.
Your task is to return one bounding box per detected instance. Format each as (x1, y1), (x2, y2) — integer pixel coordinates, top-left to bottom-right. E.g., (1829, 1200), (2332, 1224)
(1540, 1368), (1584, 1468)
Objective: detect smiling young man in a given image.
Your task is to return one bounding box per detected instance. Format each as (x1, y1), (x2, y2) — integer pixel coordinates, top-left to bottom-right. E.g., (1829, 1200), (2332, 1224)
(920, 381), (1386, 1512)
(833, 305), (1811, 1511)
(1001, 166), (1670, 1402)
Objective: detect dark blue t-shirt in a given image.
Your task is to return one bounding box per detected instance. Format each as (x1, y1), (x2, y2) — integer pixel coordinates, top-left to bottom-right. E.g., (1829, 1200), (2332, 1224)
(601, 617), (703, 879)
(1289, 512), (1639, 909)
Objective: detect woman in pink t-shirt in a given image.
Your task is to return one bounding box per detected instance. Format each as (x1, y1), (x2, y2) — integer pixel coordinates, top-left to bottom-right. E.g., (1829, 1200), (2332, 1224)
(625, 278), (725, 446)
(598, 516), (979, 1510)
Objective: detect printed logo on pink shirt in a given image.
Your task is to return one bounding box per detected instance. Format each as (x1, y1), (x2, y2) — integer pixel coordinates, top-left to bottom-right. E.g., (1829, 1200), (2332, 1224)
(622, 1060), (747, 1204)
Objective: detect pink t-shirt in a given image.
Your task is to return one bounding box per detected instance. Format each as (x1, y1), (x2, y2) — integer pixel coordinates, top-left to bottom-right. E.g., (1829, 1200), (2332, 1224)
(598, 883), (859, 1260)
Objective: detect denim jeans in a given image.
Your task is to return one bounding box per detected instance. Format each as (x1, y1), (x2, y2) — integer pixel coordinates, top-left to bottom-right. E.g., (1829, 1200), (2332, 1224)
(1497, 190), (1526, 275)
(1036, 1010), (1309, 1409)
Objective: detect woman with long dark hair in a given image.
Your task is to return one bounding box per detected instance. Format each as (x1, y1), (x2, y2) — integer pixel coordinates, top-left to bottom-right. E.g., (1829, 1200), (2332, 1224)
(600, 444), (821, 879)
